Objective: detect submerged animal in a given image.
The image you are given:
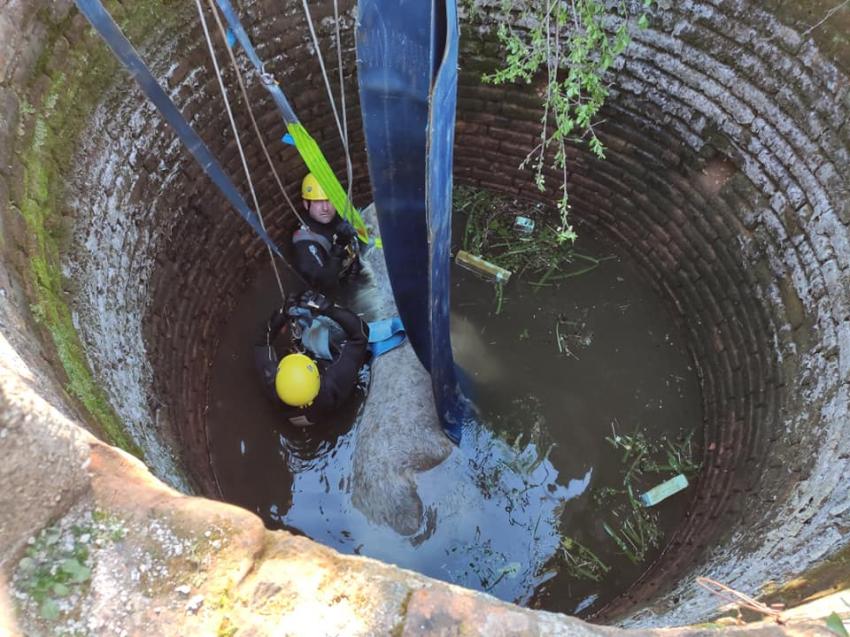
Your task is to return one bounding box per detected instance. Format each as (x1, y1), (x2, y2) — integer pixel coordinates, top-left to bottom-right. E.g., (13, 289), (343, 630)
(282, 208), (585, 603)
(339, 208), (454, 534)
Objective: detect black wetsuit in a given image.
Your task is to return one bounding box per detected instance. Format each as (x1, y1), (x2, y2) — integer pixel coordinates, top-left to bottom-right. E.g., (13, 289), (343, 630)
(253, 302), (370, 426)
(292, 215), (359, 292)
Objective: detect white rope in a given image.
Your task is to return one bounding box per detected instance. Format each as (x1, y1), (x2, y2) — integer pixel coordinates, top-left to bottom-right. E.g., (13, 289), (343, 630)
(204, 0), (308, 229)
(301, 0), (355, 219)
(194, 0), (287, 300)
(331, 0), (354, 211)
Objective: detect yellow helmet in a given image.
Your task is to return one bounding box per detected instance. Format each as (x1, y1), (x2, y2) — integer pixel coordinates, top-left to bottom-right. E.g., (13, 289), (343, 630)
(301, 173), (328, 201)
(275, 353), (320, 407)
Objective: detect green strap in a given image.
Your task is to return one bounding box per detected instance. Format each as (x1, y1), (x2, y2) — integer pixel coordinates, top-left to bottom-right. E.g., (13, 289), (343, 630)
(213, 0), (375, 247)
(287, 123), (381, 248)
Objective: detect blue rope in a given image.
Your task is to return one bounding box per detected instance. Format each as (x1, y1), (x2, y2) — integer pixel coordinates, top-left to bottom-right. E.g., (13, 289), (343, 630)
(74, 0), (283, 258)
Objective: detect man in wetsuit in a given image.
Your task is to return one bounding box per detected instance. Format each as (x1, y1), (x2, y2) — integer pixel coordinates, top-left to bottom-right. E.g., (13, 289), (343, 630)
(254, 290), (370, 427)
(293, 173), (361, 292)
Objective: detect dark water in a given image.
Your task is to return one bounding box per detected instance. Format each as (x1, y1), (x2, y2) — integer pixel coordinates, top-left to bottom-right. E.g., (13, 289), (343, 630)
(206, 225), (702, 616)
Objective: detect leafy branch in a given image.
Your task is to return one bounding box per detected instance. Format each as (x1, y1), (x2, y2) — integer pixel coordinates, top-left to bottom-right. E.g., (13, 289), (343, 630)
(476, 0), (653, 242)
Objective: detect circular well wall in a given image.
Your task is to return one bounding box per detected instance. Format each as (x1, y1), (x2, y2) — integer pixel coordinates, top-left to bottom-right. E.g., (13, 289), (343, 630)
(3, 0), (850, 627)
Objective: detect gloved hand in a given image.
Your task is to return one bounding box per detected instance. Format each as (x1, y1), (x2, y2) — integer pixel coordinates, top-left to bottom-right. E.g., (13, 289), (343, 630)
(355, 363), (371, 395)
(298, 290), (332, 313)
(330, 243), (347, 259)
(267, 305), (289, 334)
(348, 254), (363, 277)
(337, 220), (358, 240)
(357, 363), (371, 386)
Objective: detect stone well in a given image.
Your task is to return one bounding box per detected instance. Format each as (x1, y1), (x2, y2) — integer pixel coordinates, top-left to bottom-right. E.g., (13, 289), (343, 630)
(1, 0), (849, 634)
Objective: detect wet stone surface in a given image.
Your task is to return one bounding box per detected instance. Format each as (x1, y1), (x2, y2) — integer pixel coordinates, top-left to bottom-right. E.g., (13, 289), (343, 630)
(206, 218), (703, 617)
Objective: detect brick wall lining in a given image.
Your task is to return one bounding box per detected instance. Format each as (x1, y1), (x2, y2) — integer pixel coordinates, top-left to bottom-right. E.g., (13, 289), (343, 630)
(4, 0), (850, 625)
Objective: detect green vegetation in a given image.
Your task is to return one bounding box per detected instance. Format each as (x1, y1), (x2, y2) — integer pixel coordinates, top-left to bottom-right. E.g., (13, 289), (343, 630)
(16, 1), (181, 456)
(14, 510), (126, 623)
(560, 536), (610, 582)
(559, 427), (699, 580)
(464, 0), (653, 240)
(455, 186), (612, 312)
(595, 427), (699, 565)
(602, 505), (661, 565)
(826, 612), (849, 637)
(605, 428), (701, 481)
(460, 186), (592, 279)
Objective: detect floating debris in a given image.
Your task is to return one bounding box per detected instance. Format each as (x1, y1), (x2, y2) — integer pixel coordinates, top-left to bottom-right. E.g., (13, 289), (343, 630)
(455, 250), (512, 285)
(574, 593), (599, 614)
(454, 186), (612, 311)
(585, 425), (701, 565)
(513, 215), (535, 237)
(639, 474), (689, 507)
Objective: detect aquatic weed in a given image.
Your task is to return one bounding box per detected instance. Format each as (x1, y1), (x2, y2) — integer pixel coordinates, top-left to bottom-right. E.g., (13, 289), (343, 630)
(559, 536), (610, 582)
(602, 504), (662, 565)
(593, 424), (701, 564)
(454, 187), (611, 312)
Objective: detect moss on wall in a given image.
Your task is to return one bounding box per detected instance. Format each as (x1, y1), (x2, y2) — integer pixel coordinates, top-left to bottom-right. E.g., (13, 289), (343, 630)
(761, 544), (850, 608)
(17, 1), (184, 457)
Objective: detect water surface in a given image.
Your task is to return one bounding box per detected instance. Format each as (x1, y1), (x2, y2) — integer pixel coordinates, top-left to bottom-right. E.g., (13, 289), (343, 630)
(206, 223), (702, 615)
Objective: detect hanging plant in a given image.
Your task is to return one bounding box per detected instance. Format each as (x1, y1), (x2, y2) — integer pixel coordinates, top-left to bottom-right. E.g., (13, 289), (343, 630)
(465, 0), (653, 242)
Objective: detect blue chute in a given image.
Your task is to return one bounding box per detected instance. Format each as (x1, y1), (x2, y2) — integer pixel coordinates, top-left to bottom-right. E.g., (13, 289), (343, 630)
(427, 0), (467, 442)
(356, 0), (433, 369)
(356, 0), (467, 442)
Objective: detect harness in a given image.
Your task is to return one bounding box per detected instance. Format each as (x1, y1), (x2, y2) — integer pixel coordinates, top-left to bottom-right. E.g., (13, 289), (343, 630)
(293, 224), (358, 277)
(292, 226), (333, 254)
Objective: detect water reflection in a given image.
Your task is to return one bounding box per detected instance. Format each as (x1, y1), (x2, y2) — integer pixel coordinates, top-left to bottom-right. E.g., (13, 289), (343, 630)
(207, 219), (702, 614)
(281, 401), (590, 603)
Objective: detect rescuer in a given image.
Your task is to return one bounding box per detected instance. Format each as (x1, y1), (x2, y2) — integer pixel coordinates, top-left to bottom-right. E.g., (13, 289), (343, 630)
(293, 173), (361, 291)
(254, 290), (370, 426)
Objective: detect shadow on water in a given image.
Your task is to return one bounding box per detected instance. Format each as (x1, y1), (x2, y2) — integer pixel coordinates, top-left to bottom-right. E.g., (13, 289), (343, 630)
(206, 222), (702, 615)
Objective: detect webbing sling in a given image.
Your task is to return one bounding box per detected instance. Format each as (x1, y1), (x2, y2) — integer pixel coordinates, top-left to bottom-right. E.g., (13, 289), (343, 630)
(212, 0), (376, 247)
(356, 0), (466, 442)
(74, 0), (282, 258)
(426, 0), (467, 443)
(367, 316), (406, 357)
(356, 0), (432, 371)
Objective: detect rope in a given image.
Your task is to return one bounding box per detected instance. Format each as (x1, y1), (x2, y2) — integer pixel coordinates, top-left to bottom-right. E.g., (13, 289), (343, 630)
(209, 0), (374, 245)
(331, 0), (354, 215)
(301, 0), (355, 220)
(194, 0), (288, 300)
(74, 0), (285, 260)
(205, 0), (308, 229)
